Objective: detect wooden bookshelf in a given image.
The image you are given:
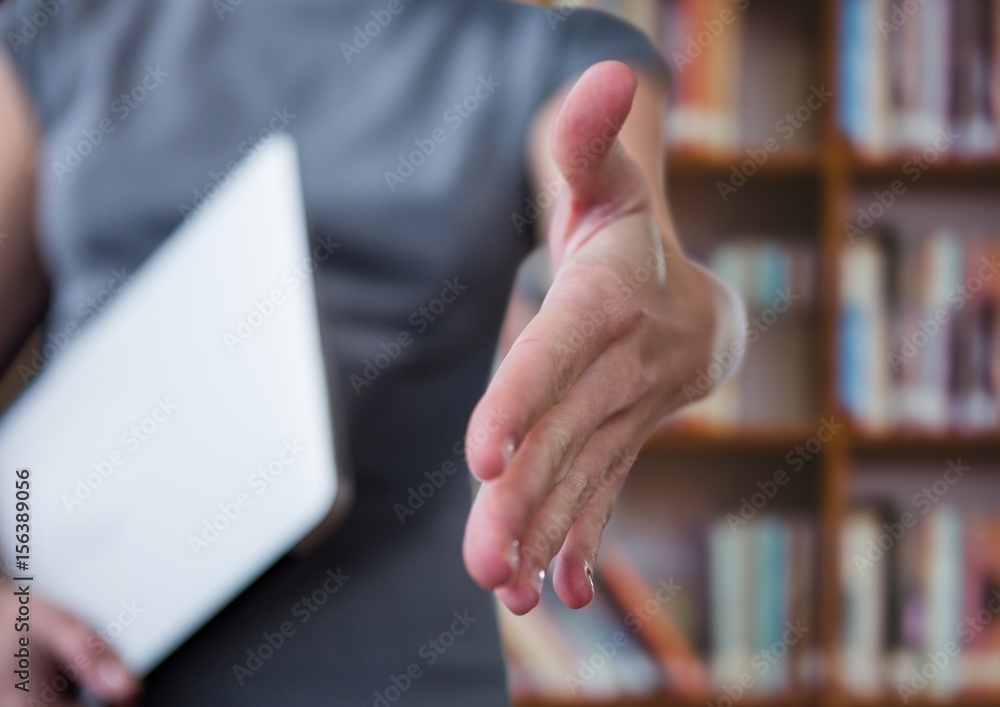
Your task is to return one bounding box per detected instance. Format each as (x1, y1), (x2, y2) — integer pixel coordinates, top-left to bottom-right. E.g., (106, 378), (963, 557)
(643, 424), (819, 454)
(665, 149), (822, 177)
(514, 696), (819, 707)
(844, 154), (1000, 181)
(852, 430), (1000, 458)
(833, 696), (1000, 707)
(514, 1), (1000, 707)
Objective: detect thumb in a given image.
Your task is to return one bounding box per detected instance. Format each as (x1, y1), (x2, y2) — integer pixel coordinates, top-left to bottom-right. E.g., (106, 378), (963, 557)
(550, 61), (646, 259)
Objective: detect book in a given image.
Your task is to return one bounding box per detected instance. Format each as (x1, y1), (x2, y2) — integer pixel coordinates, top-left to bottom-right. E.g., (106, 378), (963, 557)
(841, 230), (1000, 432)
(670, 238), (818, 428)
(841, 0), (1000, 155)
(840, 510), (888, 693)
(708, 518), (753, 687)
(841, 502), (1000, 695)
(600, 543), (710, 697)
(839, 239), (891, 428)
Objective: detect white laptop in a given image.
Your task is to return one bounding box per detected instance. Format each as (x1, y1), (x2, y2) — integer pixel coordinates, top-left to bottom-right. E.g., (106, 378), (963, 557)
(0, 135), (345, 674)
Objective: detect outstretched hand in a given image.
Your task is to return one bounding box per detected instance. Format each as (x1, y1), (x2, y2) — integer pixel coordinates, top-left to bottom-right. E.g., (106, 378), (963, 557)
(462, 62), (716, 614)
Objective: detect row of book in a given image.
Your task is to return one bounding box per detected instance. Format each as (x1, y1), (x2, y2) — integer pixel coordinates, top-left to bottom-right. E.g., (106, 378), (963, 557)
(553, 0), (1000, 158)
(500, 516), (821, 699)
(502, 507), (1000, 700)
(707, 516), (820, 693)
(499, 547), (685, 698)
(839, 0), (1000, 156)
(842, 505), (1000, 694)
(840, 231), (1000, 431)
(572, 0), (745, 152)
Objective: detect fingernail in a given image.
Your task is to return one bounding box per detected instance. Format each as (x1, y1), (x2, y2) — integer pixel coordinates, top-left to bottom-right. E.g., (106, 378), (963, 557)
(501, 438), (516, 464)
(583, 563), (595, 606)
(98, 660), (133, 694)
(505, 540), (520, 577)
(528, 566), (545, 595)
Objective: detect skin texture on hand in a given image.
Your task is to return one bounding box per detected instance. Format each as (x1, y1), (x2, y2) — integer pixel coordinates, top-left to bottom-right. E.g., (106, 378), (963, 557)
(0, 589), (141, 706)
(462, 62), (716, 615)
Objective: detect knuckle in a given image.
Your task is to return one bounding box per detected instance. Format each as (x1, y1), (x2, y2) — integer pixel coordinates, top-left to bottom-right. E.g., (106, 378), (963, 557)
(619, 363), (653, 409)
(599, 500), (615, 529)
(570, 534), (601, 569)
(597, 448), (633, 488)
(547, 341), (577, 401)
(543, 421), (577, 482)
(562, 470), (593, 515)
(606, 294), (643, 338)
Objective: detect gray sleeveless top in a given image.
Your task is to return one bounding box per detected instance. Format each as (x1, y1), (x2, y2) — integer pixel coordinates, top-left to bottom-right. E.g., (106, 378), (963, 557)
(1, 1), (665, 703)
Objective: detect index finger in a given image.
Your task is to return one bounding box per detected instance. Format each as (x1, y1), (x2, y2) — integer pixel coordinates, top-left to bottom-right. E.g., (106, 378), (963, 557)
(465, 267), (637, 481)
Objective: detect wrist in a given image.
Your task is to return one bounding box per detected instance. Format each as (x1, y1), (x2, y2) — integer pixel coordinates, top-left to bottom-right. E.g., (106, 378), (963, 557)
(699, 262), (747, 390)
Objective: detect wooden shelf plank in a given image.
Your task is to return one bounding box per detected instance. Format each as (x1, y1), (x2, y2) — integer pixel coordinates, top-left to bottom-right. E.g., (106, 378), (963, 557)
(513, 694), (819, 707)
(842, 694), (1000, 707)
(664, 148), (1000, 180)
(852, 429), (1000, 457)
(513, 692), (1000, 707)
(845, 153), (1000, 180)
(665, 149), (822, 177)
(642, 424), (816, 454)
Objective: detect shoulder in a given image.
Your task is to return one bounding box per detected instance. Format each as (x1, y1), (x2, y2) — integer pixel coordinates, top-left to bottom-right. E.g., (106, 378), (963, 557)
(542, 6), (669, 93)
(1, 0), (83, 61)
(450, 1), (667, 116)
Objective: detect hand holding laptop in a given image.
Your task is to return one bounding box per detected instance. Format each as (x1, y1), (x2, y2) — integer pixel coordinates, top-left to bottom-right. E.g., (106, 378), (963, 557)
(0, 590), (140, 706)
(0, 136), (345, 697)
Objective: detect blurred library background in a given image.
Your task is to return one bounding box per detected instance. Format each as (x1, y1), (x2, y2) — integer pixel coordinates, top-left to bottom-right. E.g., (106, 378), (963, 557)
(504, 1), (1000, 706)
